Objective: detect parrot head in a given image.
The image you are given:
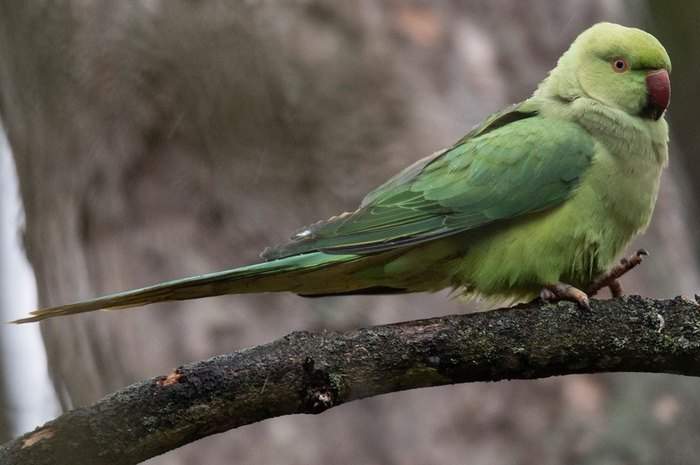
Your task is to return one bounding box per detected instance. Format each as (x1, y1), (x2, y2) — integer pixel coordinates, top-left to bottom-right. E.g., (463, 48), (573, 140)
(539, 22), (672, 121)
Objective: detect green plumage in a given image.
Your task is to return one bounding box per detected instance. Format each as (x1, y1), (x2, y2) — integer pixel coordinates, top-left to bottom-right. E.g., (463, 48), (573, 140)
(15, 22), (672, 323)
(263, 111), (594, 258)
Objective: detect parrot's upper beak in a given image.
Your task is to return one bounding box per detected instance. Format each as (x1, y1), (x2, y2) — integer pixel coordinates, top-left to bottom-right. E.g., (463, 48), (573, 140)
(643, 69), (671, 120)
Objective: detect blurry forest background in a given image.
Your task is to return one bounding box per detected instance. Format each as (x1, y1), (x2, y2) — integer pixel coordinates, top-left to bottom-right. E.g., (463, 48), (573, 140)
(1, 1), (699, 464)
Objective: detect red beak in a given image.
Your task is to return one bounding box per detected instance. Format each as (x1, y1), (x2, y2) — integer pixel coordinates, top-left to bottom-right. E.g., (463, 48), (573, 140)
(645, 69), (671, 120)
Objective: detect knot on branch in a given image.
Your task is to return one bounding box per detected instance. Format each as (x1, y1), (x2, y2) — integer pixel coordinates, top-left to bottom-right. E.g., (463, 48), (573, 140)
(301, 357), (342, 414)
(157, 368), (185, 387)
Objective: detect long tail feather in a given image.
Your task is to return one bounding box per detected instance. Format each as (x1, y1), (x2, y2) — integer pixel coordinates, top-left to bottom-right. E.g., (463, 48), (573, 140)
(12, 253), (360, 323)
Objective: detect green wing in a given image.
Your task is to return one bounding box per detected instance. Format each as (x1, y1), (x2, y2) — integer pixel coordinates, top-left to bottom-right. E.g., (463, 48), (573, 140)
(263, 102), (595, 260)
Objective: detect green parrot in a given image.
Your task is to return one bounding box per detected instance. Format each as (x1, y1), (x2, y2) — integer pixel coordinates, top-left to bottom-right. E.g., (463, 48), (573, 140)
(14, 22), (672, 323)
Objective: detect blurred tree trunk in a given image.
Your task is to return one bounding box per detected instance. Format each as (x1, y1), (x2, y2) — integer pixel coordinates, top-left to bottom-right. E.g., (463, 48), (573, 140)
(645, 0), (700, 258)
(0, 141), (16, 443)
(0, 1), (697, 464)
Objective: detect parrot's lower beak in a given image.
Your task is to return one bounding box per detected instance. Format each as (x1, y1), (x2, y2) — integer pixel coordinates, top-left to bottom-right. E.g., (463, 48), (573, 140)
(643, 69), (671, 120)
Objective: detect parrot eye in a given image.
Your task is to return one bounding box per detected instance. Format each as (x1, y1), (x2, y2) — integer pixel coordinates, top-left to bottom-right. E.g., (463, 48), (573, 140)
(612, 58), (629, 73)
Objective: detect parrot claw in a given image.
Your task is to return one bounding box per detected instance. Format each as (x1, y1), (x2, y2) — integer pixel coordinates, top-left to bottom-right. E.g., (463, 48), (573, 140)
(587, 249), (648, 297)
(540, 283), (591, 310)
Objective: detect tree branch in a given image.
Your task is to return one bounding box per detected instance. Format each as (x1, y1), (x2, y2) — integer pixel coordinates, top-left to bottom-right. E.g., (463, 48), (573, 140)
(2, 295), (699, 465)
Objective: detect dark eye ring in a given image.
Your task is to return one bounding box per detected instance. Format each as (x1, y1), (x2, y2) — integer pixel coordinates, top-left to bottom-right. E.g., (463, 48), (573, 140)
(612, 58), (628, 73)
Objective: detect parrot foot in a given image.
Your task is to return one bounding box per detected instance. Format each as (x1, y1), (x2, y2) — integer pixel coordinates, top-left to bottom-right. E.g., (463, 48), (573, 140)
(587, 249), (648, 297)
(540, 283), (591, 310)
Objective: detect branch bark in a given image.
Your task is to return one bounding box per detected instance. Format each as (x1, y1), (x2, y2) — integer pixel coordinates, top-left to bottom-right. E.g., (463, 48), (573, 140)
(2, 295), (699, 465)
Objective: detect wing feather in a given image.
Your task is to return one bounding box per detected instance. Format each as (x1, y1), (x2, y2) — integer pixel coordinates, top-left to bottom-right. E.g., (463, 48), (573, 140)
(262, 102), (594, 260)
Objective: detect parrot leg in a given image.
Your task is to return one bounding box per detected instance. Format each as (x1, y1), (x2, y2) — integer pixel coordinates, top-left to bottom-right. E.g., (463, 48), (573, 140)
(608, 279), (623, 298)
(539, 283), (591, 310)
(587, 249), (648, 297)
